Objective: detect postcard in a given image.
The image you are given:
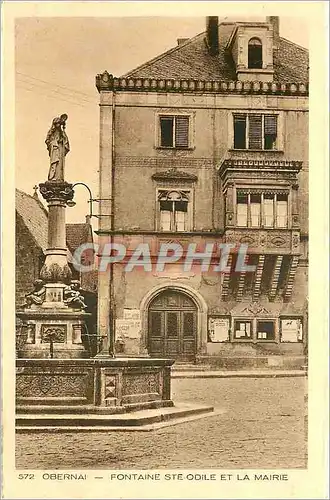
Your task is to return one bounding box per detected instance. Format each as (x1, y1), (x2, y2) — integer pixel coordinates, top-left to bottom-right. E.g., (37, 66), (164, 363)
(1, 1), (329, 499)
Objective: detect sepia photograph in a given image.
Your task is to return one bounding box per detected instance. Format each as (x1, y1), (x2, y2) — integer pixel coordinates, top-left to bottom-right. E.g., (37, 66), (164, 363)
(1, 2), (329, 499)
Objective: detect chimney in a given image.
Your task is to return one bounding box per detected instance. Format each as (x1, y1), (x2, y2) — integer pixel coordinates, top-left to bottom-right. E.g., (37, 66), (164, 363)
(85, 215), (91, 224)
(177, 38), (189, 46)
(206, 16), (219, 55)
(267, 16), (279, 40)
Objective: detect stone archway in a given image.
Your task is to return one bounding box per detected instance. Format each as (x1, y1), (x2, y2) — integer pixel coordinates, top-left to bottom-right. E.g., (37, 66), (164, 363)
(140, 283), (208, 361)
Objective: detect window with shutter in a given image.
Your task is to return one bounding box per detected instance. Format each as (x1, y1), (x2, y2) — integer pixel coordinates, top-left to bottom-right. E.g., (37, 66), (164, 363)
(159, 115), (190, 148)
(248, 114), (263, 149)
(233, 114), (278, 150)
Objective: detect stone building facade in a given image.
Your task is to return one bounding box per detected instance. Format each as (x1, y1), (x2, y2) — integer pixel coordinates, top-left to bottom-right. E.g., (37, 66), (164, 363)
(95, 16), (308, 367)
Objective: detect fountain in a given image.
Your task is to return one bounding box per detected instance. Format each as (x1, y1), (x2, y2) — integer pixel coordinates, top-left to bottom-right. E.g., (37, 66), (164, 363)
(15, 114), (214, 429)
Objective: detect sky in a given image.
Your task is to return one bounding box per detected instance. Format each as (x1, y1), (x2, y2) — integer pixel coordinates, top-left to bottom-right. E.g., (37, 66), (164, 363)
(15, 14), (309, 227)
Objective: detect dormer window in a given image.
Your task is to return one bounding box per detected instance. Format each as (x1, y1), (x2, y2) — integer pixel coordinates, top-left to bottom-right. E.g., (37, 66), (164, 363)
(248, 38), (263, 69)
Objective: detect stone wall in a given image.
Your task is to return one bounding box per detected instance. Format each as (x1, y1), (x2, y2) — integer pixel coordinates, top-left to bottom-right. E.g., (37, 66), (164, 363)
(16, 213), (44, 308)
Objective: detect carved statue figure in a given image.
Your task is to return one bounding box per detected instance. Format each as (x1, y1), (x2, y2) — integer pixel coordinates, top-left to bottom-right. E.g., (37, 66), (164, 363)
(45, 114), (70, 181)
(24, 279), (46, 307)
(64, 280), (87, 310)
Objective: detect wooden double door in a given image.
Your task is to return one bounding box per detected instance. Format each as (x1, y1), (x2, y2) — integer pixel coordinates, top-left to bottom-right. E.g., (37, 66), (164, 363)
(148, 291), (197, 361)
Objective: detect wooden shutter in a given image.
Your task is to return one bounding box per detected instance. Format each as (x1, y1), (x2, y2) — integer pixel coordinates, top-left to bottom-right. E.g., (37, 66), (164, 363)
(175, 116), (189, 148)
(248, 114), (262, 149)
(264, 115), (277, 135)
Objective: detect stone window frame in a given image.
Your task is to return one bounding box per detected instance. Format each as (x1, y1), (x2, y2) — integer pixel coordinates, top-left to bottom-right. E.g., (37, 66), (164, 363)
(248, 37), (263, 69)
(229, 110), (284, 152)
(234, 187), (291, 230)
(155, 186), (194, 232)
(155, 111), (195, 150)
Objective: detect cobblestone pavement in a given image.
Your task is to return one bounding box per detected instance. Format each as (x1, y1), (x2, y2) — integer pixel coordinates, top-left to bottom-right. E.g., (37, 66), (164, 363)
(16, 377), (307, 469)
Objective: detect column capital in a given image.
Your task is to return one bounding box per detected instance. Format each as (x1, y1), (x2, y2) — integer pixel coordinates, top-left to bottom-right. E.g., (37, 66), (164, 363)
(39, 181), (74, 204)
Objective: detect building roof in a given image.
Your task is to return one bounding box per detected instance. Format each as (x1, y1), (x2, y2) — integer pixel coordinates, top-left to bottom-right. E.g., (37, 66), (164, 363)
(66, 222), (93, 255)
(15, 189), (48, 252)
(122, 22), (308, 84)
(15, 189), (92, 261)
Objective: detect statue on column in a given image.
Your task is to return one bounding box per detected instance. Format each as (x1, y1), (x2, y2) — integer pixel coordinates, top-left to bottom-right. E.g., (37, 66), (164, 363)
(45, 114), (70, 182)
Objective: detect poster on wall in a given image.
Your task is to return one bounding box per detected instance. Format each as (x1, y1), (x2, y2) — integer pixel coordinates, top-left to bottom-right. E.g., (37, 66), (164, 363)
(116, 319), (141, 339)
(208, 317), (229, 342)
(123, 308), (141, 320)
(280, 318), (302, 342)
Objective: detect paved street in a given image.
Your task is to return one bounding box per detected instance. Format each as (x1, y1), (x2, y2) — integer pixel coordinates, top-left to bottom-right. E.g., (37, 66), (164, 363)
(16, 377), (307, 469)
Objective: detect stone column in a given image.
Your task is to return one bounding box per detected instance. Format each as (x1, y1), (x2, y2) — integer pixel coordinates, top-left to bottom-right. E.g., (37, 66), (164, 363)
(291, 183), (300, 229)
(225, 182), (235, 227)
(39, 181), (74, 306)
(97, 91), (114, 355)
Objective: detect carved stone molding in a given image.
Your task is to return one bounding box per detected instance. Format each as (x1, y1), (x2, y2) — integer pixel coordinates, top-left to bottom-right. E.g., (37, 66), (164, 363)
(40, 325), (67, 343)
(40, 261), (72, 284)
(39, 181), (74, 203)
(152, 169), (197, 182)
(96, 72), (309, 96)
(104, 375), (117, 399)
(241, 302), (271, 315)
(219, 159), (303, 183)
(225, 229), (291, 251)
(16, 373), (90, 398)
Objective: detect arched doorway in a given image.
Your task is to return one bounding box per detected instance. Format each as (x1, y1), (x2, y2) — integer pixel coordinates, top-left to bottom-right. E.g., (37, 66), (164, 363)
(148, 290), (197, 361)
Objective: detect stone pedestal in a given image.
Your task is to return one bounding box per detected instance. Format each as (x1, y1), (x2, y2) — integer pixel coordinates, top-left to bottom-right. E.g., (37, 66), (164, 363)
(17, 179), (91, 359)
(17, 308), (90, 359)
